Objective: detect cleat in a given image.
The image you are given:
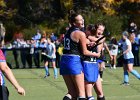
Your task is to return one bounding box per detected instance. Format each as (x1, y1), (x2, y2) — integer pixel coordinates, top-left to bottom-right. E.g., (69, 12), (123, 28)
(47, 73), (50, 76)
(44, 75), (48, 78)
(88, 96), (94, 100)
(121, 82), (130, 86)
(54, 76), (58, 79)
(100, 78), (103, 82)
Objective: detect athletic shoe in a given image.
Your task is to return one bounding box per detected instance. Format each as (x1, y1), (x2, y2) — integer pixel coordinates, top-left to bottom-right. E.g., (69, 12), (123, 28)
(121, 82), (130, 86)
(88, 96), (94, 100)
(78, 98), (86, 100)
(97, 96), (105, 100)
(54, 76), (57, 79)
(113, 66), (116, 69)
(109, 64), (113, 69)
(44, 75), (48, 78)
(48, 73), (50, 76)
(113, 65), (116, 69)
(63, 96), (71, 100)
(103, 66), (106, 69)
(100, 78), (103, 82)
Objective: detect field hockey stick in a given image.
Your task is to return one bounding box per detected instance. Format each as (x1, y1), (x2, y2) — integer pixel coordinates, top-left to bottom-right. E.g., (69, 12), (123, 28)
(100, 52), (124, 65)
(117, 53), (124, 60)
(92, 31), (110, 48)
(41, 52), (52, 59)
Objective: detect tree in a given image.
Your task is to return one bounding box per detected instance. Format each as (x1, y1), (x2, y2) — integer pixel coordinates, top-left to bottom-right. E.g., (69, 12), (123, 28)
(0, 0), (17, 20)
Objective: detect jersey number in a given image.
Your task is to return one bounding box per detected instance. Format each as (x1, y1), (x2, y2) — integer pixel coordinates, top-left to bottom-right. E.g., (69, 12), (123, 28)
(64, 38), (70, 50)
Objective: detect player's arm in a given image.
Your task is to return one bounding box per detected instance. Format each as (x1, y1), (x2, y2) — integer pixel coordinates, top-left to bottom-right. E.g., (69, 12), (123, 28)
(87, 36), (97, 47)
(0, 62), (25, 96)
(104, 42), (112, 59)
(52, 43), (56, 55)
(78, 31), (100, 57)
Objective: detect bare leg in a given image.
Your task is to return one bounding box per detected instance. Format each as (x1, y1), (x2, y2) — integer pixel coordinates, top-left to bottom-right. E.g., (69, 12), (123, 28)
(85, 81), (95, 97)
(72, 72), (85, 98)
(99, 62), (105, 80)
(63, 75), (77, 99)
(94, 75), (105, 100)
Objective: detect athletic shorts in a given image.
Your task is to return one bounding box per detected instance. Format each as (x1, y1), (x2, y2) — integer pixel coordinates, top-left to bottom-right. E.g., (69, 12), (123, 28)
(46, 58), (56, 62)
(0, 85), (9, 100)
(123, 58), (134, 64)
(60, 54), (83, 75)
(97, 56), (106, 63)
(82, 61), (99, 82)
(97, 59), (103, 63)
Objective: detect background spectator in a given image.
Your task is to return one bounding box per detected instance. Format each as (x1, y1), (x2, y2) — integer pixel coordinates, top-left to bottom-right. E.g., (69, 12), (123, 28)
(129, 32), (140, 66)
(117, 38), (124, 67)
(0, 22), (6, 47)
(128, 22), (137, 33)
(50, 33), (57, 42)
(109, 37), (118, 69)
(32, 29), (41, 40)
(12, 38), (20, 68)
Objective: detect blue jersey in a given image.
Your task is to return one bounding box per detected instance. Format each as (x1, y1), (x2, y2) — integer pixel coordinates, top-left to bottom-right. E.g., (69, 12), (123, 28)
(60, 26), (83, 75)
(122, 38), (134, 59)
(82, 45), (99, 82)
(63, 27), (82, 56)
(82, 46), (98, 62)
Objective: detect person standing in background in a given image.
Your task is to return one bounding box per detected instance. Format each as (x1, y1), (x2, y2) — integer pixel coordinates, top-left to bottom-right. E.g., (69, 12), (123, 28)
(129, 33), (140, 66)
(33, 39), (40, 68)
(121, 31), (140, 85)
(40, 32), (47, 63)
(43, 38), (57, 79)
(25, 39), (33, 68)
(0, 22), (6, 47)
(32, 30), (41, 68)
(32, 29), (41, 40)
(12, 38), (20, 69)
(109, 37), (118, 69)
(19, 38), (28, 68)
(12, 31), (24, 68)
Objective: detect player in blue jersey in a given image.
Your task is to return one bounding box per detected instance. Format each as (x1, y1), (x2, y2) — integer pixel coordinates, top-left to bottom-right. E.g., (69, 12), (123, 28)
(0, 49), (25, 100)
(87, 23), (108, 100)
(60, 13), (100, 100)
(82, 34), (99, 100)
(43, 38), (58, 79)
(121, 31), (140, 85)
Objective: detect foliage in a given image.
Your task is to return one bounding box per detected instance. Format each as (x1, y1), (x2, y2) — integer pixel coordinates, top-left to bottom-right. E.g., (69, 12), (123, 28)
(82, 10), (125, 39)
(0, 0), (17, 20)
(5, 20), (18, 42)
(0, 0), (139, 41)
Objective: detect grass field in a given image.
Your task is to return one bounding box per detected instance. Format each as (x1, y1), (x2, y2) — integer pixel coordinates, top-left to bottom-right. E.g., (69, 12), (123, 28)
(5, 67), (140, 100)
(4, 44), (140, 100)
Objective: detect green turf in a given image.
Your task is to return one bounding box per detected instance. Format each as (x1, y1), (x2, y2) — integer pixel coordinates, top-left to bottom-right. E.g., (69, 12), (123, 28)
(5, 67), (140, 100)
